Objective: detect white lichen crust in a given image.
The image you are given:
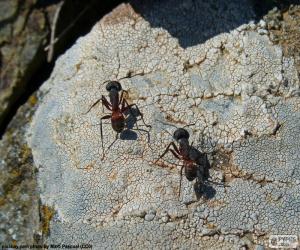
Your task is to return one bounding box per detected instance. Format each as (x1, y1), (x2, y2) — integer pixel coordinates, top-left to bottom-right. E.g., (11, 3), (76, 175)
(28, 2), (300, 249)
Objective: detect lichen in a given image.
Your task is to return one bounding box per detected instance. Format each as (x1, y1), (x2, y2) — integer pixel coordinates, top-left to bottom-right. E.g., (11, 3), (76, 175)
(40, 205), (55, 237)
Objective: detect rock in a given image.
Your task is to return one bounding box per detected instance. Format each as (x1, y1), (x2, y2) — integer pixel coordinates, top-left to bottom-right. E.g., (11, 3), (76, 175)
(254, 244), (265, 250)
(258, 20), (267, 29)
(144, 213), (155, 222)
(257, 28), (268, 35)
(161, 215), (169, 223)
(28, 1), (300, 248)
(1, 0), (298, 249)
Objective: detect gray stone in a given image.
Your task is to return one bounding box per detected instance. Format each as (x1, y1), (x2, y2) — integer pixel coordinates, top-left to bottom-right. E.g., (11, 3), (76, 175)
(254, 245), (265, 250)
(144, 213), (155, 222)
(25, 1), (300, 249)
(257, 28), (268, 35)
(258, 20), (267, 29)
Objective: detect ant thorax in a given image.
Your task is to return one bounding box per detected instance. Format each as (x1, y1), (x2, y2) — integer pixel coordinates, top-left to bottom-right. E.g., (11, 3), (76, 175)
(109, 89), (120, 110)
(178, 138), (190, 157)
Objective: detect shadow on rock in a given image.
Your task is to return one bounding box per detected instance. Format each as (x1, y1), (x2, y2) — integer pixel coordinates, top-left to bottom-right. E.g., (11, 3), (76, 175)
(131, 0), (256, 48)
(194, 154), (217, 200)
(120, 129), (137, 140)
(131, 0), (299, 48)
(194, 182), (216, 200)
(124, 107), (151, 142)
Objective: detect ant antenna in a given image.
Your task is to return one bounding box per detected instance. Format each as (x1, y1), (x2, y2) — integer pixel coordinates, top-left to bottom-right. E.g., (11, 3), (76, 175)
(183, 123), (196, 128)
(205, 179), (230, 187)
(161, 128), (173, 138)
(155, 119), (178, 128)
(155, 119), (175, 138)
(156, 119), (196, 129)
(99, 71), (145, 89)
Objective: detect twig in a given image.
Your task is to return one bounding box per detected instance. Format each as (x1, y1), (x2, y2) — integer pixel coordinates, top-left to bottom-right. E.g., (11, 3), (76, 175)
(47, 1), (64, 62)
(45, 2), (93, 62)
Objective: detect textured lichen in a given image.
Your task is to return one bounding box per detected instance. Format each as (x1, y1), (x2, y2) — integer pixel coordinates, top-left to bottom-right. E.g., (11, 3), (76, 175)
(0, 95), (39, 244)
(28, 2), (300, 249)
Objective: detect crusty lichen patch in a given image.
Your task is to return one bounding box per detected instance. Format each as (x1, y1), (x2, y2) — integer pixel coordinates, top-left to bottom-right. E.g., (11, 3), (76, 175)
(0, 99), (39, 244)
(28, 2), (300, 249)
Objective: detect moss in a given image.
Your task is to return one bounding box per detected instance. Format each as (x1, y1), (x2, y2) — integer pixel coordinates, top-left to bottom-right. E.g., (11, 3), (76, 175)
(28, 95), (38, 107)
(0, 197), (6, 206)
(40, 205), (55, 237)
(20, 144), (32, 163)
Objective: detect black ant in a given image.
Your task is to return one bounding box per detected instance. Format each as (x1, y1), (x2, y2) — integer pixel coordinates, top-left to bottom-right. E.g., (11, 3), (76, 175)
(155, 127), (221, 198)
(85, 80), (151, 159)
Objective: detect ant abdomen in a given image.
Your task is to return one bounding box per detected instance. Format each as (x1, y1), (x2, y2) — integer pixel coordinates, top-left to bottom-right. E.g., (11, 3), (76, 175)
(106, 81), (122, 92)
(185, 166), (197, 181)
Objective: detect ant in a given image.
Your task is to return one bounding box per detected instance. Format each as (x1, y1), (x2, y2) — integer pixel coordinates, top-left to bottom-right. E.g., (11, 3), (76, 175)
(155, 127), (221, 198)
(85, 80), (151, 159)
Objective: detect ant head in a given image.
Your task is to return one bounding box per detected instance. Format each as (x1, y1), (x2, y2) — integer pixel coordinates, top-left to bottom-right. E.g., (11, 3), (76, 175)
(173, 128), (189, 141)
(106, 81), (122, 92)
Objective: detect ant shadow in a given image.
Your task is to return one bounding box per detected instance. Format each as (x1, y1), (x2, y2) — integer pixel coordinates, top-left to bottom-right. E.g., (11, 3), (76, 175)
(194, 154), (216, 200)
(119, 107), (151, 142)
(193, 155), (217, 200)
(193, 147), (229, 200)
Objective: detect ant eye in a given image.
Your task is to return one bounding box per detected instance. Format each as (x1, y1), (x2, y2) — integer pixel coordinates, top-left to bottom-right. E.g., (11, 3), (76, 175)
(106, 81), (122, 91)
(173, 128), (189, 140)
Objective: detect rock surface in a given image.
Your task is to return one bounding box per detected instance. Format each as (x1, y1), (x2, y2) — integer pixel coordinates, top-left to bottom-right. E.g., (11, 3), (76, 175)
(25, 1), (300, 249)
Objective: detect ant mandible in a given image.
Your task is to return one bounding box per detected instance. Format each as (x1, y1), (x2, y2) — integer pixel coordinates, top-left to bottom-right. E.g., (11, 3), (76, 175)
(85, 80), (151, 158)
(155, 127), (210, 198)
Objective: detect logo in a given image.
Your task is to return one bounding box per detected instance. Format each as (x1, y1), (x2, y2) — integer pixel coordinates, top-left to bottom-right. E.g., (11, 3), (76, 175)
(269, 235), (298, 249)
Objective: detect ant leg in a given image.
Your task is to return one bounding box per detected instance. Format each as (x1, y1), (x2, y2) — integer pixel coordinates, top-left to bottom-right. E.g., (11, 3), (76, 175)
(130, 127), (151, 143)
(120, 98), (143, 137)
(127, 102), (151, 128)
(84, 95), (112, 114)
(101, 133), (119, 160)
(101, 95), (112, 112)
(120, 98), (140, 130)
(155, 142), (181, 164)
(178, 166), (184, 199)
(119, 90), (127, 105)
(100, 115), (111, 159)
(159, 142), (180, 158)
(157, 159), (185, 168)
(84, 99), (101, 114)
(108, 133), (119, 150)
(169, 149), (182, 160)
(101, 134), (117, 160)
(120, 96), (151, 128)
